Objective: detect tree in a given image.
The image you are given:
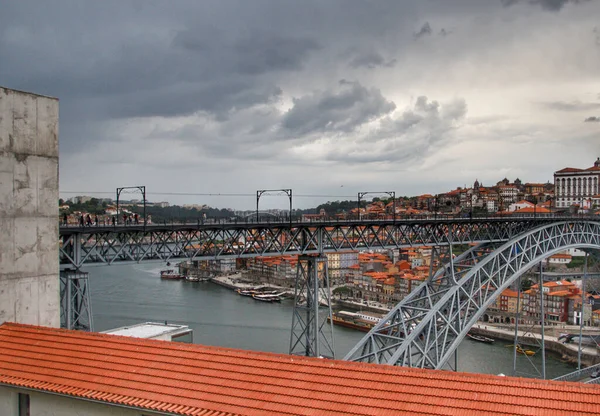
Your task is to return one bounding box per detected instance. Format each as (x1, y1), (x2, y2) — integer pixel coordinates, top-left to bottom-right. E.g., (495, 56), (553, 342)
(521, 278), (533, 292)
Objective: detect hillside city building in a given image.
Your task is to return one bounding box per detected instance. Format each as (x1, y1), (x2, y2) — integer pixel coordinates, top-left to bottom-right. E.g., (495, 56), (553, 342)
(554, 158), (600, 209)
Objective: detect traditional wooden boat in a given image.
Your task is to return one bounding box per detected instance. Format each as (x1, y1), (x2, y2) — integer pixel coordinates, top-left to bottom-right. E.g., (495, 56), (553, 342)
(327, 311), (386, 333)
(516, 346), (536, 356)
(467, 333), (494, 343)
(252, 293), (282, 303)
(160, 269), (184, 280)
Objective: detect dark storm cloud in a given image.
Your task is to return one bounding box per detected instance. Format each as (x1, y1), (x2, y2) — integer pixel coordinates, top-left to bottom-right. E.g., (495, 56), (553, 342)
(282, 80), (396, 136)
(414, 22), (432, 39)
(233, 35), (320, 75)
(542, 101), (600, 111)
(108, 83), (283, 120)
(348, 51), (396, 69)
(584, 116), (600, 122)
(0, 1), (325, 152)
(501, 0), (590, 11)
(325, 96), (468, 164)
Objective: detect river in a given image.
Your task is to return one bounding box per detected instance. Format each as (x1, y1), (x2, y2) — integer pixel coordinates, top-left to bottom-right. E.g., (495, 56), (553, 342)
(88, 262), (574, 379)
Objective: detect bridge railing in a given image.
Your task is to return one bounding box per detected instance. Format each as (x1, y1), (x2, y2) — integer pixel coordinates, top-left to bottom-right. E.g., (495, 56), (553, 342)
(59, 212), (598, 230)
(553, 362), (600, 382)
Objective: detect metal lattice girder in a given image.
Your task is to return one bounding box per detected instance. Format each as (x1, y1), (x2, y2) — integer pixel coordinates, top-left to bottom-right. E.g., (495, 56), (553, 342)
(289, 255), (335, 358)
(60, 269), (93, 331)
(59, 217), (578, 267)
(344, 221), (600, 369)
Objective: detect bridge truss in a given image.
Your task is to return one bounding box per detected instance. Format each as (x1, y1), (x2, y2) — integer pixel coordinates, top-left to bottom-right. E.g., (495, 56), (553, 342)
(60, 217), (570, 268)
(344, 221), (600, 369)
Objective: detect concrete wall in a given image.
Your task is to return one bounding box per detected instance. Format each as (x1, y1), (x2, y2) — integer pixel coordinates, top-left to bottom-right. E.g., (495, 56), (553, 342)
(1, 387), (145, 416)
(0, 87), (60, 327)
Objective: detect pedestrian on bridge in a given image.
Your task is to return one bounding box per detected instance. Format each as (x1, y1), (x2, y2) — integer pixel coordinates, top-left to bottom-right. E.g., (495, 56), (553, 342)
(63, 213), (68, 226)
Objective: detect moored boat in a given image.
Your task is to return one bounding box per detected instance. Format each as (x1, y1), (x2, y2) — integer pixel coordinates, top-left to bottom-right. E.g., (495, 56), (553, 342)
(252, 293), (283, 302)
(327, 311), (386, 333)
(237, 287), (279, 297)
(160, 269), (184, 280)
(506, 344), (536, 356)
(467, 333), (494, 343)
(516, 346), (536, 356)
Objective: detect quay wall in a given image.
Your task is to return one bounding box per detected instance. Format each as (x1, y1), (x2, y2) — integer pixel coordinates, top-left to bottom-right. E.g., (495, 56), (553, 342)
(470, 326), (600, 367)
(335, 299), (390, 314)
(0, 87), (59, 327)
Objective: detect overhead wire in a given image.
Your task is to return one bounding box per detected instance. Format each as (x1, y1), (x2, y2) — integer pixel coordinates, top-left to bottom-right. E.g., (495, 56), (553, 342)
(60, 191), (362, 198)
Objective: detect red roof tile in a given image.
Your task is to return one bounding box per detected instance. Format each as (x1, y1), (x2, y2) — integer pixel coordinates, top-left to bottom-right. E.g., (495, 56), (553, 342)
(2, 323), (600, 415)
(555, 167), (583, 174)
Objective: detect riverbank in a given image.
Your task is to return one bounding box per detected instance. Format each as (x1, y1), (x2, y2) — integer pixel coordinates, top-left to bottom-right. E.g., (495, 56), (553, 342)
(210, 274), (294, 297)
(209, 276), (597, 367)
(334, 299), (390, 314)
(470, 324), (600, 367)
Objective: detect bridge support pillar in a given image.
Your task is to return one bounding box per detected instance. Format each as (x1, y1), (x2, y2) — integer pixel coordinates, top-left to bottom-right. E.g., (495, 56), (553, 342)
(289, 255), (334, 358)
(60, 269), (93, 331)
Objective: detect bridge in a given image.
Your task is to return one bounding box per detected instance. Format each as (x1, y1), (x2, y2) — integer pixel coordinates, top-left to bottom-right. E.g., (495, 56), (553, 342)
(59, 216), (600, 376)
(59, 215), (580, 267)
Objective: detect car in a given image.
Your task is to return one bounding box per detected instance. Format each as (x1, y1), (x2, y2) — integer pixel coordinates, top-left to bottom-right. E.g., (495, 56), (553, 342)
(591, 370), (599, 379)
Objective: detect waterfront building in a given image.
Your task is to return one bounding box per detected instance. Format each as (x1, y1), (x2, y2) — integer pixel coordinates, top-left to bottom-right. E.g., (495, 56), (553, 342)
(246, 255), (298, 287)
(393, 273), (425, 300)
(554, 157), (600, 209)
(570, 297), (593, 326)
(523, 281), (578, 324)
(486, 288), (523, 324)
(325, 251), (359, 281)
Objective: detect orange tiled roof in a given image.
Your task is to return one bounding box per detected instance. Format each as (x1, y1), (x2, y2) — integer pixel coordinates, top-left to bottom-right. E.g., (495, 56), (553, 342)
(501, 288), (520, 298)
(3, 323), (600, 415)
(550, 253), (572, 259)
(548, 290), (572, 297)
(511, 206), (551, 214)
(555, 167), (583, 173)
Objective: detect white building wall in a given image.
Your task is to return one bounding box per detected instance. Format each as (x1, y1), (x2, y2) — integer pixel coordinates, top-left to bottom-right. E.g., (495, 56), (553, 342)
(0, 387), (18, 414)
(0, 87), (60, 327)
(0, 387), (145, 416)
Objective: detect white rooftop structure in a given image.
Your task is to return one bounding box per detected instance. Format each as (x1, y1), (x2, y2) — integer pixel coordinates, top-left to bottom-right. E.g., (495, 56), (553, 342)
(102, 322), (193, 342)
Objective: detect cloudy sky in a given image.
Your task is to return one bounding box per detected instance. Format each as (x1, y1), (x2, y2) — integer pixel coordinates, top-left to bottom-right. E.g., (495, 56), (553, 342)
(1, 0), (599, 210)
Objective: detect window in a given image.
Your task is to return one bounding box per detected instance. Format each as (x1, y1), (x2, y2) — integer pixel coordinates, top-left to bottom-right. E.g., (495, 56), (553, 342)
(18, 393), (30, 416)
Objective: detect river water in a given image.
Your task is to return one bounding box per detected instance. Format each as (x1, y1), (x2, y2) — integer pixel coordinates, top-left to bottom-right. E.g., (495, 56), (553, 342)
(88, 262), (574, 379)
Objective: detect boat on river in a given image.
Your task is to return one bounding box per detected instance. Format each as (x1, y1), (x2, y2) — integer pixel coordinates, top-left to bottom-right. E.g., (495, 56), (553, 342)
(252, 293), (283, 303)
(506, 344), (536, 356)
(185, 275), (210, 282)
(516, 346), (536, 356)
(237, 288), (279, 297)
(328, 311), (385, 333)
(160, 269), (184, 280)
(467, 333), (494, 343)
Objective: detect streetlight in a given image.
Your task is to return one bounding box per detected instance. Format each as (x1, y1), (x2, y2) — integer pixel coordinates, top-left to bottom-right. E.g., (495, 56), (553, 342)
(357, 191), (396, 222)
(116, 186), (146, 226)
(256, 189), (292, 226)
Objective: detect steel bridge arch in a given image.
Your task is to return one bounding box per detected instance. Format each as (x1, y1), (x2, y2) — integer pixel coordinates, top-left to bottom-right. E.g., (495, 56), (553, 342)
(345, 220), (600, 369)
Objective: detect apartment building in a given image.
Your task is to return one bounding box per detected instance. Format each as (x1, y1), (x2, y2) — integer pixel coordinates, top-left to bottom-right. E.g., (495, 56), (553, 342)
(554, 157), (600, 209)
